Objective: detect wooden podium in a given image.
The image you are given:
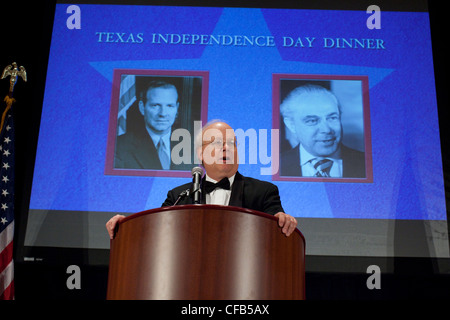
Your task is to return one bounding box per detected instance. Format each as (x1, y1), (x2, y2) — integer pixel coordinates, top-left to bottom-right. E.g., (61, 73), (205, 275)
(106, 205), (305, 300)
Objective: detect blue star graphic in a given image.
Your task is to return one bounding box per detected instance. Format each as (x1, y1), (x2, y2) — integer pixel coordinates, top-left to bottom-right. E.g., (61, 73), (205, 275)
(88, 7), (394, 216)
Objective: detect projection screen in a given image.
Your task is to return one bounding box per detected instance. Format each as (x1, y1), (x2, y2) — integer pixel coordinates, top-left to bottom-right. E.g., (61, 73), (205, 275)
(19, 0), (449, 273)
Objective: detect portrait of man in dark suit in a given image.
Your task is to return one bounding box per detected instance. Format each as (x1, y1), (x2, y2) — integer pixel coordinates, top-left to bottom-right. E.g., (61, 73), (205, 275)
(279, 83), (366, 179)
(113, 74), (203, 172)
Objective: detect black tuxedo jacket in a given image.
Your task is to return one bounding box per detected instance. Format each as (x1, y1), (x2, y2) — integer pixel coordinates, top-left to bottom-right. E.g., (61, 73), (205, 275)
(280, 144), (366, 178)
(161, 171), (285, 215)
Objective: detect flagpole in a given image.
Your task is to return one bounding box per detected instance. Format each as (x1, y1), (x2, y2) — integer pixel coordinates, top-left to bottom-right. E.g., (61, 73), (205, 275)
(0, 62), (26, 300)
(1, 96), (14, 134)
(1, 62), (26, 133)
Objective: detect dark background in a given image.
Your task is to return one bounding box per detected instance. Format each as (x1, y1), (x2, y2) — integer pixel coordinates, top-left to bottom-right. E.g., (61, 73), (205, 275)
(1, 0), (449, 300)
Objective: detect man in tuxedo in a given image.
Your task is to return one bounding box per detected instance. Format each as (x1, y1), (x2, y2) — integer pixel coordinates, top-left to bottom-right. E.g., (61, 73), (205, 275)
(114, 80), (179, 170)
(106, 120), (298, 238)
(280, 84), (366, 178)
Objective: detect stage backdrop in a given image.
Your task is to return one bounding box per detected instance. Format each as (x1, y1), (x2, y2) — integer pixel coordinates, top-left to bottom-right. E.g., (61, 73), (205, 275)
(20, 1), (449, 271)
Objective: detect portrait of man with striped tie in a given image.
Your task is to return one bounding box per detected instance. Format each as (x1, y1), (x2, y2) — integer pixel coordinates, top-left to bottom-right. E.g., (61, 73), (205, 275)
(279, 82), (366, 179)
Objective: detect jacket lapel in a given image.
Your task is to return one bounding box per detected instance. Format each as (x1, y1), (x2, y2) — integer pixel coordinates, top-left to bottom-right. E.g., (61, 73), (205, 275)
(228, 171), (243, 207)
(131, 129), (163, 170)
(201, 175), (207, 204)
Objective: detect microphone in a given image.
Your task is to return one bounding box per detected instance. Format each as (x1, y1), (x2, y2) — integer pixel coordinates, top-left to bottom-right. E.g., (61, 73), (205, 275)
(173, 188), (190, 206)
(191, 166), (203, 204)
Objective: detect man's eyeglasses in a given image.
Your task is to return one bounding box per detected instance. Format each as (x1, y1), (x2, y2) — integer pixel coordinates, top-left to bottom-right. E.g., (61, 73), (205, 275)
(202, 139), (237, 149)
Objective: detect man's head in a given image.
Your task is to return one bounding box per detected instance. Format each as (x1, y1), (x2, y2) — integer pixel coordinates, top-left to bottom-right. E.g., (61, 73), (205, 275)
(139, 80), (179, 136)
(281, 84), (342, 157)
(196, 120), (239, 181)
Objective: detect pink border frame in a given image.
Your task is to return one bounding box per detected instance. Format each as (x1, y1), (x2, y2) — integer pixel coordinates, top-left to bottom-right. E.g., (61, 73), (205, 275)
(272, 73), (373, 183)
(104, 69), (209, 178)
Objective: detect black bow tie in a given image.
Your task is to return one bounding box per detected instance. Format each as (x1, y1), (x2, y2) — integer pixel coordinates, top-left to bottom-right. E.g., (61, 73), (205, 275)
(204, 178), (230, 194)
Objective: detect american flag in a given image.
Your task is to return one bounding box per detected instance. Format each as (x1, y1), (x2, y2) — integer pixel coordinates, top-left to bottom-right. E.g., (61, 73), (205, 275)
(0, 102), (14, 300)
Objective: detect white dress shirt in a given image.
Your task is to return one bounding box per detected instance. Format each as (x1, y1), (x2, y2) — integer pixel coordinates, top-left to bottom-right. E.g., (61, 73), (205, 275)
(205, 173), (236, 205)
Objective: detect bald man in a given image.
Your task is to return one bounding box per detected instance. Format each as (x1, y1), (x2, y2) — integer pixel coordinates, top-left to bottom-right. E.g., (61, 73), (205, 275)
(106, 120), (297, 238)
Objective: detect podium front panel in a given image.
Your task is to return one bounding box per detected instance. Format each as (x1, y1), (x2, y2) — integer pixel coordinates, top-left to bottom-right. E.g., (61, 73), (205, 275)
(107, 205), (305, 300)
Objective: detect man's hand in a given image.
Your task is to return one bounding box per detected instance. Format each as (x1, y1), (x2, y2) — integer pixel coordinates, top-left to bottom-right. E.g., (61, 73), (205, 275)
(274, 212), (298, 237)
(106, 214), (126, 239)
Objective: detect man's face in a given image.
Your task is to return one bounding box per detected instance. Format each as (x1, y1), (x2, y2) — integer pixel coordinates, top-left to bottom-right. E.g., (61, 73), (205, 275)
(139, 87), (179, 135)
(286, 93), (342, 157)
(198, 122), (239, 181)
